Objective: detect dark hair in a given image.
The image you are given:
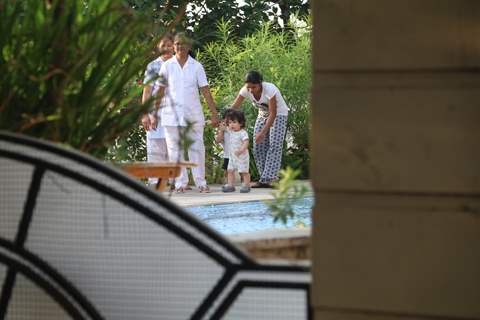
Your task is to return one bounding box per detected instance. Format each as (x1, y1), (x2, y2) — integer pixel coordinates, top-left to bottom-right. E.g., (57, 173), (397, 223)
(228, 109), (246, 128)
(222, 108), (235, 119)
(160, 32), (174, 42)
(174, 32), (193, 45)
(245, 70), (263, 84)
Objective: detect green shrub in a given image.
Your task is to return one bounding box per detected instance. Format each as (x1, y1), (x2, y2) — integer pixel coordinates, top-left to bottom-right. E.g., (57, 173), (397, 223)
(0, 0), (176, 158)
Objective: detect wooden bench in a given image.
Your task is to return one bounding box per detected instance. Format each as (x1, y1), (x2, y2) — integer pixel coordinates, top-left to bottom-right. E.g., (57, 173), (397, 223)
(122, 162), (197, 191)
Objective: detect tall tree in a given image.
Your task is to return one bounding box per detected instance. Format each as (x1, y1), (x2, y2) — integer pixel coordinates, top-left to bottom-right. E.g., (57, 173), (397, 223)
(186, 0), (270, 44)
(270, 0), (309, 28)
(127, 0), (310, 47)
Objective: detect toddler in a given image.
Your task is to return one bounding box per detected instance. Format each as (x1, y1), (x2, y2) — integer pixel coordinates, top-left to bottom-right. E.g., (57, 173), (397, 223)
(220, 109), (250, 193)
(215, 108), (235, 181)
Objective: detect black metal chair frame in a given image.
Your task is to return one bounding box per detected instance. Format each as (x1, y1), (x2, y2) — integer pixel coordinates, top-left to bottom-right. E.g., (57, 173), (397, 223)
(0, 132), (311, 319)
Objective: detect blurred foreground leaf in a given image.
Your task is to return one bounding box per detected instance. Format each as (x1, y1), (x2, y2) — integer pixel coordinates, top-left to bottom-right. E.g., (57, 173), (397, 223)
(265, 167), (309, 225)
(0, 0), (185, 157)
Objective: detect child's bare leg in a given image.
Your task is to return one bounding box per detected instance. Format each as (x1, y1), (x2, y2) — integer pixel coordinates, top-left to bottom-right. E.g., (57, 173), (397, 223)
(227, 170), (236, 186)
(222, 170), (237, 192)
(240, 173), (250, 186)
(239, 172), (251, 193)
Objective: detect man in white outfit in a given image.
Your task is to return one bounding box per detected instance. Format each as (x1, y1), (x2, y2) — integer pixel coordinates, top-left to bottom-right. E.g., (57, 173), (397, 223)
(156, 33), (218, 193)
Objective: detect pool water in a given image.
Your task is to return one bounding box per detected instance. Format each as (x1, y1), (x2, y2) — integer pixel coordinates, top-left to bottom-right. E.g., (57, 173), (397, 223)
(187, 197), (314, 235)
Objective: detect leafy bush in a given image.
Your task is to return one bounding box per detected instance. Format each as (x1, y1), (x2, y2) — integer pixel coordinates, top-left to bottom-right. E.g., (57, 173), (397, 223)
(0, 0), (177, 158)
(105, 125), (147, 163)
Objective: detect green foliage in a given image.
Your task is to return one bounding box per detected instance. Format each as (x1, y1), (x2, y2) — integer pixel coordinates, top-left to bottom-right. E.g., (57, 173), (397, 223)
(203, 123), (224, 183)
(105, 125), (147, 163)
(127, 1), (309, 48)
(197, 17), (312, 181)
(126, 0), (188, 39)
(186, 0), (271, 46)
(266, 167), (309, 225)
(0, 0), (178, 158)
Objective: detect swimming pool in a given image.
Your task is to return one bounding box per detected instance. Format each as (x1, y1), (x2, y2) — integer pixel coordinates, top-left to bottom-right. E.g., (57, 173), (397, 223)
(187, 197), (314, 235)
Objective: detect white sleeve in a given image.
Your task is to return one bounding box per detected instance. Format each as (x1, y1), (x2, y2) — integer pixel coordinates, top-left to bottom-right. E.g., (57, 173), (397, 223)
(157, 63), (168, 87)
(241, 130), (249, 141)
(143, 61), (156, 84)
(197, 63), (209, 88)
(265, 83), (280, 100)
(239, 85), (249, 98)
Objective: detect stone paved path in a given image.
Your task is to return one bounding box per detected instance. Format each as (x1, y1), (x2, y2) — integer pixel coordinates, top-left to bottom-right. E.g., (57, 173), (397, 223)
(158, 180), (312, 207)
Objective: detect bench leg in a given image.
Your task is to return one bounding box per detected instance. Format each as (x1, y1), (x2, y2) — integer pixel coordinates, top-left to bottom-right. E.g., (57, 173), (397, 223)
(156, 178), (168, 191)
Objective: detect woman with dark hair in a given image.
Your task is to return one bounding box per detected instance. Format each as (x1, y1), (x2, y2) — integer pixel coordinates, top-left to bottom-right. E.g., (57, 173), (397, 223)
(231, 71), (289, 188)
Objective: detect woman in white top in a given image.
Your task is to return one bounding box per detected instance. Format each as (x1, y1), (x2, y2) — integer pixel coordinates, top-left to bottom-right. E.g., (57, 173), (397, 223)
(231, 71), (289, 188)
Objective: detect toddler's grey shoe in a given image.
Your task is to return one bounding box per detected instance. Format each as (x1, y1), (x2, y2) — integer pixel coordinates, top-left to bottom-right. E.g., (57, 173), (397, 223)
(239, 185), (251, 193)
(222, 184), (236, 193)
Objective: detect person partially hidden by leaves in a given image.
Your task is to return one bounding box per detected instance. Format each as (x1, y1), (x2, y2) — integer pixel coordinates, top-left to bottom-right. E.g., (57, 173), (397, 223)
(141, 34), (174, 187)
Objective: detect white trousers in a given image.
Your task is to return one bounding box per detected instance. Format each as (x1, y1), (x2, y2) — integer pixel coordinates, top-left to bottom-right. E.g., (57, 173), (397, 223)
(146, 137), (168, 185)
(164, 125), (207, 189)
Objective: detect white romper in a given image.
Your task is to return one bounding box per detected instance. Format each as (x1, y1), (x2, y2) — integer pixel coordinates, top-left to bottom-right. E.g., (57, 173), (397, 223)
(227, 129), (249, 173)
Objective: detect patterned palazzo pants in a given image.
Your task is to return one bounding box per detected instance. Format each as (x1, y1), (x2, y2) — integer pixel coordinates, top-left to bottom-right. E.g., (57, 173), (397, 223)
(253, 115), (288, 183)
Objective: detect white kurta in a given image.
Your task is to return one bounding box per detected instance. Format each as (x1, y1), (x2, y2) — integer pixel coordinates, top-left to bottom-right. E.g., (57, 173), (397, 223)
(157, 56), (208, 127)
(227, 129), (249, 173)
(156, 55), (210, 188)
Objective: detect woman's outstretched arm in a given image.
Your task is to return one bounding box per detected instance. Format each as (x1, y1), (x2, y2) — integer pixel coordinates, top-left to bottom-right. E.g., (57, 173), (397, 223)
(231, 95), (245, 109)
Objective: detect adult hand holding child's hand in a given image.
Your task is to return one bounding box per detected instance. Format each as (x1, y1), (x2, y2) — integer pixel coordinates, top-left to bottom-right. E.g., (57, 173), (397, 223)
(210, 113), (219, 127)
(219, 120), (226, 131)
(149, 114), (158, 130)
(141, 114), (151, 131)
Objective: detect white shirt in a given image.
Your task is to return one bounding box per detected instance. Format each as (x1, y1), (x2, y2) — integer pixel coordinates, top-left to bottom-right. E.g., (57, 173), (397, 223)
(157, 56), (209, 126)
(239, 82), (289, 117)
(227, 129), (249, 162)
(144, 57), (168, 95)
(144, 57), (170, 139)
